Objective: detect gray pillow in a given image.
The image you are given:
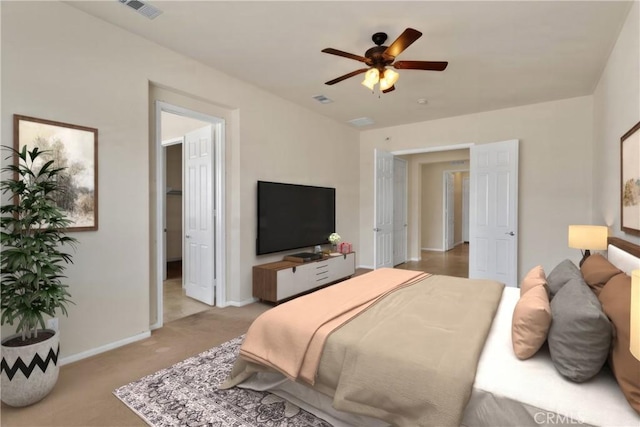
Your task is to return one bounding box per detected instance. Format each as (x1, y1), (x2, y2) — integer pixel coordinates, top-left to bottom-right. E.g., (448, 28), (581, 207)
(546, 259), (582, 298)
(547, 278), (612, 382)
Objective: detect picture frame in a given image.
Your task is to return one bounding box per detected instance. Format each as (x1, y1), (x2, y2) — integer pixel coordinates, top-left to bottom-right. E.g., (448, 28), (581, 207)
(621, 121), (640, 236)
(14, 115), (98, 231)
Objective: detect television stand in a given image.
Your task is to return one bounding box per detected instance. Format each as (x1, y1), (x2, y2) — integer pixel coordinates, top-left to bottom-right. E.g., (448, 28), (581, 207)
(253, 252), (355, 303)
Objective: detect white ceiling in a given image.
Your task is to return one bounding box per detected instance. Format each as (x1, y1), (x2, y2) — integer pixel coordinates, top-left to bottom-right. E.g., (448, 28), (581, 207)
(66, 1), (633, 130)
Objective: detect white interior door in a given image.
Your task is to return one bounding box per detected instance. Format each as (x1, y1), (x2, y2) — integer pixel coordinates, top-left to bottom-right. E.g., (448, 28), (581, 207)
(444, 172), (455, 251)
(469, 139), (519, 287)
(393, 157), (408, 266)
(184, 125), (215, 305)
(374, 149), (394, 269)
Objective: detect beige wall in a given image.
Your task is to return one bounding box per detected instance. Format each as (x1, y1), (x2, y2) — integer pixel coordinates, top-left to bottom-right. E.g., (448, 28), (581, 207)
(1, 2), (360, 360)
(360, 96), (594, 279)
(593, 0), (640, 246)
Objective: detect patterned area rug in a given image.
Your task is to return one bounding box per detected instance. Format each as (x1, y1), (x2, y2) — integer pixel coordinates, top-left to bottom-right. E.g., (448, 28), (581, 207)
(113, 335), (331, 427)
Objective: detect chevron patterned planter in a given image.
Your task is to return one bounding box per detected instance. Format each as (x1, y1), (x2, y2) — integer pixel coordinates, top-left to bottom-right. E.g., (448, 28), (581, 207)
(1, 329), (60, 407)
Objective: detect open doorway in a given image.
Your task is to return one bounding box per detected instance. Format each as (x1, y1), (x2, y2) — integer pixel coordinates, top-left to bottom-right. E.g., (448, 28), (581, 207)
(160, 112), (213, 323)
(397, 158), (470, 277)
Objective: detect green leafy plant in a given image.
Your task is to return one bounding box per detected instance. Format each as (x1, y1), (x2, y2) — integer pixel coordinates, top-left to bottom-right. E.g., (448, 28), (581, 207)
(1, 146), (77, 341)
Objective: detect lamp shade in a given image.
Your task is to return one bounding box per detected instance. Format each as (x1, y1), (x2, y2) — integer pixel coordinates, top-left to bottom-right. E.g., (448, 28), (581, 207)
(380, 69), (399, 91)
(567, 225), (608, 250)
(631, 270), (640, 361)
(361, 68), (379, 90)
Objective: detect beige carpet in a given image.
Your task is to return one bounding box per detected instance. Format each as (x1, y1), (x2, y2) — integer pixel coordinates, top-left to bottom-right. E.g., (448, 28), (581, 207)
(0, 303), (270, 427)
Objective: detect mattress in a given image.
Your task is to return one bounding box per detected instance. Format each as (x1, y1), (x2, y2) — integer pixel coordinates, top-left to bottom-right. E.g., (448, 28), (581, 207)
(239, 286), (640, 427)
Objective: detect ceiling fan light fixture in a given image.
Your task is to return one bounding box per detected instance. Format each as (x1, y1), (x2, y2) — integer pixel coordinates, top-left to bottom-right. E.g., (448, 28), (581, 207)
(380, 69), (399, 91)
(362, 68), (379, 90)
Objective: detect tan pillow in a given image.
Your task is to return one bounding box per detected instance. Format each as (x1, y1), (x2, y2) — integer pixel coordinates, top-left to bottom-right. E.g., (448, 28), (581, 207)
(581, 253), (622, 296)
(520, 265), (547, 296)
(598, 273), (640, 415)
(512, 284), (552, 360)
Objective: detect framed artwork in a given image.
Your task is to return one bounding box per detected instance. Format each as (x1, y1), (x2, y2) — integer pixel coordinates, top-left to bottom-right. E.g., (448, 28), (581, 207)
(14, 115), (98, 231)
(621, 121), (640, 236)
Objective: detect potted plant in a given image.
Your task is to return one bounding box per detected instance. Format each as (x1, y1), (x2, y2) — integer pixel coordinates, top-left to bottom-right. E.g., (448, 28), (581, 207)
(0, 145), (77, 407)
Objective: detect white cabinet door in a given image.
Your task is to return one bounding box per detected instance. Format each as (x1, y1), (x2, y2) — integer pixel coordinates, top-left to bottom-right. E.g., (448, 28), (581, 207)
(276, 265), (310, 301)
(327, 253), (356, 282)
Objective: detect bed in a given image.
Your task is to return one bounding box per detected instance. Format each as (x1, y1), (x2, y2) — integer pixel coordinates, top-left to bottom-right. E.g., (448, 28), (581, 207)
(222, 237), (640, 427)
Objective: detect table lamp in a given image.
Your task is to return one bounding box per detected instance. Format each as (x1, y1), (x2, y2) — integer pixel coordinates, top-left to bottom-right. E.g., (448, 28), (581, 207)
(568, 225), (608, 266)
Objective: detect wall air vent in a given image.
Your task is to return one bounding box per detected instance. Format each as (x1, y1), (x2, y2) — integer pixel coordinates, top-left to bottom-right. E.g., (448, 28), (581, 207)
(118, 0), (163, 20)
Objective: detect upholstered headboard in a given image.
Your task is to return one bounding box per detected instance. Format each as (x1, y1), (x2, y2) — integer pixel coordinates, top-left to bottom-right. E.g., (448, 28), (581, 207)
(607, 237), (640, 275)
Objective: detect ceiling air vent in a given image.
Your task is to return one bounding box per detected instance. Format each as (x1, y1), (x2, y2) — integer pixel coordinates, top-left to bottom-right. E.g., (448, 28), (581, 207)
(312, 95), (333, 104)
(347, 117), (375, 127)
(118, 0), (163, 20)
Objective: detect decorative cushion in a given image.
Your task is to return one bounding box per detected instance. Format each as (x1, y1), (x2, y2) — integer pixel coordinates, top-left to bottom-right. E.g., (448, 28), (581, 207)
(598, 273), (640, 414)
(580, 253), (622, 296)
(547, 278), (612, 382)
(546, 259), (582, 298)
(512, 284), (551, 360)
(520, 265), (547, 296)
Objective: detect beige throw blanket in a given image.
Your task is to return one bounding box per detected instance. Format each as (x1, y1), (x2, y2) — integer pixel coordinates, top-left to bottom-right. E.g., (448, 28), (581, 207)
(223, 271), (504, 427)
(324, 275), (504, 426)
(238, 268), (429, 384)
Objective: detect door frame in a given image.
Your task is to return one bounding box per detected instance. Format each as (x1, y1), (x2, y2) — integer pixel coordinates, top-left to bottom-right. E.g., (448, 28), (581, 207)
(153, 101), (226, 330)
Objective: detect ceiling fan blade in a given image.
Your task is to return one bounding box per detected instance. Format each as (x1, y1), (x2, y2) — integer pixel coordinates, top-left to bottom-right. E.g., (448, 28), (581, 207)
(393, 61), (448, 71)
(384, 28), (422, 58)
(321, 48), (369, 64)
(324, 68), (369, 85)
(382, 85), (396, 94)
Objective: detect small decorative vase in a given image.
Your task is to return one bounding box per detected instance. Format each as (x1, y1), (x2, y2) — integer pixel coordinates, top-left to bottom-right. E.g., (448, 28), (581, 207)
(331, 243), (338, 252)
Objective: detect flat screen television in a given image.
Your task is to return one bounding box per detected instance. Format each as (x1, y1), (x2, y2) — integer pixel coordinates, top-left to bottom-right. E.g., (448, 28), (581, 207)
(256, 181), (335, 255)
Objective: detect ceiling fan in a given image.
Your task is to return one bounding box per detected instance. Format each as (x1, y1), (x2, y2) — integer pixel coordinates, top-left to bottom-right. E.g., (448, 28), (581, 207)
(321, 28), (448, 93)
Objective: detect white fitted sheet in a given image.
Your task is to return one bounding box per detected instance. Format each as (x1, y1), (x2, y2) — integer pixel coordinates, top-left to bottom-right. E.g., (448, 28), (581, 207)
(463, 287), (639, 427)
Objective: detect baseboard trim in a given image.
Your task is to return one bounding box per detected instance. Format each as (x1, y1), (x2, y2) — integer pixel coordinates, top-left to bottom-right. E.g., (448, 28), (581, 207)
(223, 297), (258, 307)
(421, 247), (445, 252)
(357, 264), (375, 270)
(59, 331), (151, 366)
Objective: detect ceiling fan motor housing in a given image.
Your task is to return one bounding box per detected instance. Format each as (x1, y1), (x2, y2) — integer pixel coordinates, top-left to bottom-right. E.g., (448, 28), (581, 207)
(365, 46), (394, 69)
